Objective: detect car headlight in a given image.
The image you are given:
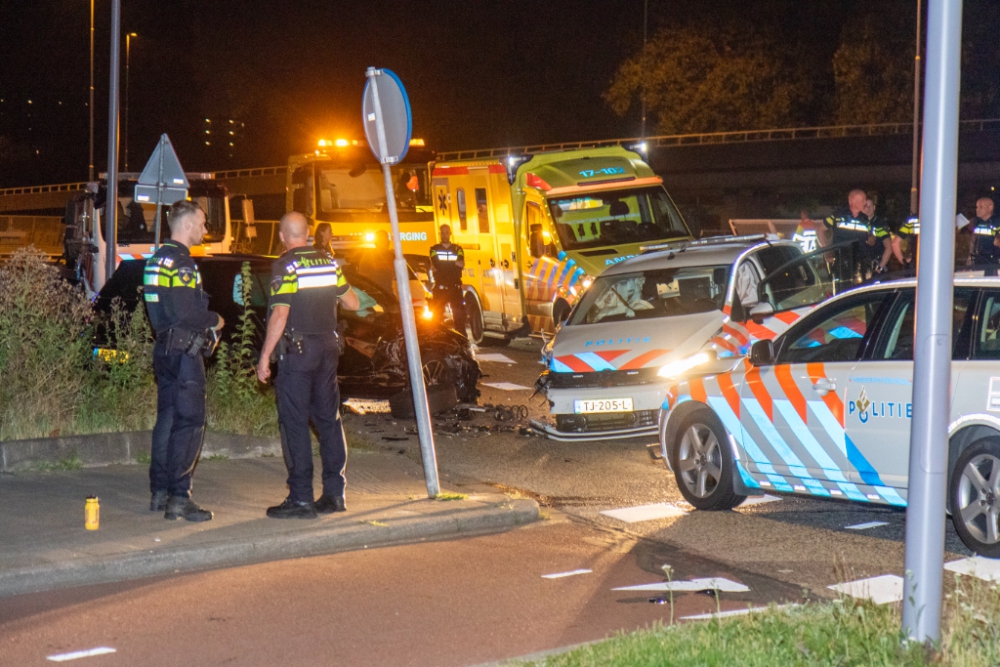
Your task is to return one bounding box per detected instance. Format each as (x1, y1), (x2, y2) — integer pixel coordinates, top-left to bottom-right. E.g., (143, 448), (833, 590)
(421, 306), (434, 320)
(657, 352), (710, 379)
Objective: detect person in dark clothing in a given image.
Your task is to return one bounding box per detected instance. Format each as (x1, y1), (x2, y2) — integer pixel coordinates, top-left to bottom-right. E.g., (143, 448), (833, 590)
(257, 212), (360, 519)
(313, 222), (335, 258)
(824, 189), (871, 246)
(969, 197), (1000, 265)
(143, 200), (224, 521)
(429, 224), (466, 334)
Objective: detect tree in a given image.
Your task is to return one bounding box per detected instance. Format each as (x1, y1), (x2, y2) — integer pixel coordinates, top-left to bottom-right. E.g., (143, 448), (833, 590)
(604, 23), (815, 135)
(830, 9), (915, 125)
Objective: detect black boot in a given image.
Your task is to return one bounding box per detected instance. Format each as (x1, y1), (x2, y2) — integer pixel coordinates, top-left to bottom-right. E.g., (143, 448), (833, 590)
(266, 497), (318, 519)
(150, 490), (169, 512)
(164, 496), (213, 522)
(315, 494), (346, 514)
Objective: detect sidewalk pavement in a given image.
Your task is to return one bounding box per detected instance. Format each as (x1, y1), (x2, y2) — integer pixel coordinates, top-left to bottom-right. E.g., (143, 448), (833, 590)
(0, 449), (538, 598)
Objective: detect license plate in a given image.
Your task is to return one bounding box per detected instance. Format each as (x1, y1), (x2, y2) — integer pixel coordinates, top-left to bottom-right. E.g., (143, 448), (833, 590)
(574, 398), (634, 414)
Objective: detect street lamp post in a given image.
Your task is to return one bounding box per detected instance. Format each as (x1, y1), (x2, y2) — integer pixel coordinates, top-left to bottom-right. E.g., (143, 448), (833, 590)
(124, 32), (137, 172)
(89, 0), (95, 181)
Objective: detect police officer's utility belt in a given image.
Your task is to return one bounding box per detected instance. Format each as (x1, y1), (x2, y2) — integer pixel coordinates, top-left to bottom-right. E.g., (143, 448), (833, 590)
(271, 330), (340, 363)
(162, 328), (220, 358)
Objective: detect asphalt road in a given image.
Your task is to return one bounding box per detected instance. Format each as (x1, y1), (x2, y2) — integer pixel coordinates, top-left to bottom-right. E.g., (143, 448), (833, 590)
(0, 516), (800, 667)
(344, 337), (975, 601)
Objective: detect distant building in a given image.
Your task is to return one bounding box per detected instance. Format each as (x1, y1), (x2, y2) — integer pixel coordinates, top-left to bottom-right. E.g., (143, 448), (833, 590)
(202, 117), (246, 166)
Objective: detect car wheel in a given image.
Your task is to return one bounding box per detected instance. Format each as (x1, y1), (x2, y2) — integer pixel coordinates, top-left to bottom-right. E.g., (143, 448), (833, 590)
(465, 294), (485, 345)
(671, 411), (746, 510)
(421, 350), (453, 387)
(950, 439), (1000, 557)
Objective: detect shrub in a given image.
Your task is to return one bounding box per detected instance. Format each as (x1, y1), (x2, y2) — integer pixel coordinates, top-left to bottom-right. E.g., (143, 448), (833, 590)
(0, 248), (93, 440)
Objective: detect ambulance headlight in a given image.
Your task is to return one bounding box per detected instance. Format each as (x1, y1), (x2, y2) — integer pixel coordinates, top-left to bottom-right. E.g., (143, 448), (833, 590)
(657, 352), (710, 379)
(364, 231), (376, 243)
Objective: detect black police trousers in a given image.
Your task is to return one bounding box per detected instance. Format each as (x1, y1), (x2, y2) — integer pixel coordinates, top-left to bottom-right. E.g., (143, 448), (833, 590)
(432, 284), (466, 334)
(274, 332), (347, 503)
(150, 343), (206, 498)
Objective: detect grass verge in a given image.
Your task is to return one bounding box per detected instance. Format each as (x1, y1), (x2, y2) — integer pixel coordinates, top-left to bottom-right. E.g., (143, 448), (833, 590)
(509, 575), (1000, 667)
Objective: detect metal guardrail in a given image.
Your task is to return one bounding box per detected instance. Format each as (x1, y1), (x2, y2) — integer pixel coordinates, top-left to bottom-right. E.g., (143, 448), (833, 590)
(211, 166), (287, 179)
(0, 182), (89, 198)
(435, 118), (1000, 161)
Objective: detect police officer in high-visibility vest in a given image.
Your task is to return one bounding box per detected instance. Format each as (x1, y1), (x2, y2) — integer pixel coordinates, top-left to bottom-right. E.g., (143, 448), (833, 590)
(429, 224), (466, 333)
(144, 200), (224, 522)
(970, 196), (1000, 265)
(257, 212), (360, 519)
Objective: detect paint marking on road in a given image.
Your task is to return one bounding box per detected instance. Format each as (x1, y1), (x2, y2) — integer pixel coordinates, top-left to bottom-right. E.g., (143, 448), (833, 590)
(542, 569), (593, 579)
(600, 503), (688, 523)
(739, 494), (781, 507)
(681, 604), (796, 621)
(476, 353), (517, 364)
(614, 577), (750, 593)
(47, 647), (117, 662)
(828, 575), (903, 604)
(845, 521), (889, 530)
(945, 556), (1000, 582)
(483, 382), (532, 391)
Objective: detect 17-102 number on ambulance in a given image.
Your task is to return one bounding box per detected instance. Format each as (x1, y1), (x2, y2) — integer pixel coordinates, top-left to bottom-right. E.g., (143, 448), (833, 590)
(574, 398), (634, 414)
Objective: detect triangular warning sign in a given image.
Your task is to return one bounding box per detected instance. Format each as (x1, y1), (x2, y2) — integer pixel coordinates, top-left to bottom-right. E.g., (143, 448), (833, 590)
(137, 134), (189, 189)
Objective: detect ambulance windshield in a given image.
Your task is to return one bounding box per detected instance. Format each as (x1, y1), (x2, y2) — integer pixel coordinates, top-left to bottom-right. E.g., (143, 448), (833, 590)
(568, 264), (731, 325)
(547, 186), (689, 251)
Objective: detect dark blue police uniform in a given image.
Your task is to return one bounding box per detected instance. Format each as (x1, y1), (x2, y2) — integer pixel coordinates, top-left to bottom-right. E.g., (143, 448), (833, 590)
(269, 247), (351, 508)
(970, 215), (1000, 264)
(143, 240), (220, 514)
(429, 242), (466, 332)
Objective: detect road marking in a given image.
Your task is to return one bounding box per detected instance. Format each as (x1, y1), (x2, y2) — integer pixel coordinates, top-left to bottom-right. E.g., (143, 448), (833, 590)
(483, 382), (532, 391)
(828, 575), (903, 604)
(945, 556), (1000, 582)
(476, 353), (517, 364)
(681, 604), (796, 621)
(845, 521), (889, 530)
(47, 647), (117, 662)
(614, 577), (750, 593)
(600, 503), (688, 523)
(542, 569), (592, 579)
(739, 494), (781, 506)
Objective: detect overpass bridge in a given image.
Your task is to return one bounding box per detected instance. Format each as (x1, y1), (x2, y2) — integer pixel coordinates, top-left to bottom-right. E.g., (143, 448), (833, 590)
(3, 119), (999, 232)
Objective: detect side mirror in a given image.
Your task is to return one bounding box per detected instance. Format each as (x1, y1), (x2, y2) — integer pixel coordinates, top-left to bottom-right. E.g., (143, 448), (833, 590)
(749, 339), (774, 366)
(749, 301), (774, 324)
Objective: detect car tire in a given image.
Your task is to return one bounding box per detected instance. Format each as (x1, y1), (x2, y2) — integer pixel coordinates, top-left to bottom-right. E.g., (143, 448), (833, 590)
(465, 294), (485, 345)
(671, 410), (746, 511)
(950, 438), (1000, 557)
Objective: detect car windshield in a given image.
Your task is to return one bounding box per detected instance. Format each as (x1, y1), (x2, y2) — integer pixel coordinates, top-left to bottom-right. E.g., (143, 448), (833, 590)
(568, 264), (731, 325)
(546, 186), (690, 251)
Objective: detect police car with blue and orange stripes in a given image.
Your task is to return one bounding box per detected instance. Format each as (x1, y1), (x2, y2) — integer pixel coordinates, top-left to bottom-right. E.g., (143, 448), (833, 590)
(658, 275), (1000, 556)
(534, 235), (874, 442)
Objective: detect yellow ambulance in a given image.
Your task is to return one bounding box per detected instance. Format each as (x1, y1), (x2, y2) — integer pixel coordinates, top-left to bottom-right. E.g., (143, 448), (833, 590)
(430, 146), (693, 344)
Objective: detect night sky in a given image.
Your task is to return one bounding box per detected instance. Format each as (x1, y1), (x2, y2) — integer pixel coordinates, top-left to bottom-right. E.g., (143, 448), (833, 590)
(0, 1), (868, 186)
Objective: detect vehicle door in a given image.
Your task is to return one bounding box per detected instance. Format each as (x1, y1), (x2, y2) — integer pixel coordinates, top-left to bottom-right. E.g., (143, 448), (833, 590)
(755, 240), (869, 324)
(470, 170), (518, 329)
(846, 288), (974, 494)
(739, 289), (892, 497)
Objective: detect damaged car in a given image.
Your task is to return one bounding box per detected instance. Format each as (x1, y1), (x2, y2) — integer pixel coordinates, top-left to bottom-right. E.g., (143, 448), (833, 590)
(94, 254), (481, 406)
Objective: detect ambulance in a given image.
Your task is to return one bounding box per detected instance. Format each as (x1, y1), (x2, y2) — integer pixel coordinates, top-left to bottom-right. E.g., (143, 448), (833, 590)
(533, 238), (871, 441)
(429, 146), (693, 344)
(658, 277), (1000, 557)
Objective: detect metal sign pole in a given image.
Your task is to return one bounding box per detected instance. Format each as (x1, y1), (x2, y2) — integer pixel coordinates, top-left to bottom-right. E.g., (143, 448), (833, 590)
(903, 0), (962, 644)
(154, 136), (165, 248)
(365, 67), (441, 498)
(105, 0), (122, 283)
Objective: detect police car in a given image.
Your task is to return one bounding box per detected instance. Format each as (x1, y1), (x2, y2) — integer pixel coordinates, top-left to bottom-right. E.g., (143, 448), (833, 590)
(534, 236), (872, 441)
(658, 277), (1000, 556)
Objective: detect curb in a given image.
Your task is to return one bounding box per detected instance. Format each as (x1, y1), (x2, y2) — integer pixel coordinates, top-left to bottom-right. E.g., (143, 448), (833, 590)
(0, 431), (281, 473)
(0, 498), (539, 598)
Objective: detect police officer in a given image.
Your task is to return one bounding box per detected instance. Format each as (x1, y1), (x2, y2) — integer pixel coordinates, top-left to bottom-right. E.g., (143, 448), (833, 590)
(824, 189), (871, 246)
(429, 224), (466, 333)
(144, 200), (224, 521)
(257, 212), (360, 519)
(969, 196), (1000, 265)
